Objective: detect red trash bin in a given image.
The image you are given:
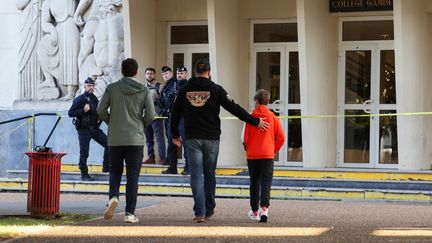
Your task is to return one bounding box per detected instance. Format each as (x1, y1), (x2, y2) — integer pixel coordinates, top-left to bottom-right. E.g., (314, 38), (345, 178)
(25, 152), (66, 217)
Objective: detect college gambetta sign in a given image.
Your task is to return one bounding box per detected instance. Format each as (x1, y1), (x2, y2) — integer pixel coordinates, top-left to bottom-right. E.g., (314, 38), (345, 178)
(330, 0), (393, 12)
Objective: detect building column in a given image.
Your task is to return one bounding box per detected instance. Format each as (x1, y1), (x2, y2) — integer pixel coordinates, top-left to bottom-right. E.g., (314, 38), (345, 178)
(394, 0), (432, 170)
(207, 0), (246, 166)
(297, 0), (338, 168)
(123, 0), (157, 80)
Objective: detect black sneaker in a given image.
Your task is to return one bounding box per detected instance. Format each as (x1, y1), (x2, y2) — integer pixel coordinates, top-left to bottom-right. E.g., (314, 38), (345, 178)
(81, 174), (94, 181)
(162, 169), (178, 174)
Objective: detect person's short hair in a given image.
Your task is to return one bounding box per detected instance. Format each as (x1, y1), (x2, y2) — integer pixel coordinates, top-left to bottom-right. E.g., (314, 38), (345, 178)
(254, 89), (270, 105)
(161, 66), (172, 73)
(194, 58), (210, 74)
(145, 67), (156, 74)
(122, 58), (138, 77)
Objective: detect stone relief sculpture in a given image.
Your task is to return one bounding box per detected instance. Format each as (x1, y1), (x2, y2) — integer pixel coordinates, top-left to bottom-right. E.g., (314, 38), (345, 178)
(75, 0), (124, 98)
(16, 0), (124, 101)
(37, 0), (80, 100)
(16, 0), (43, 100)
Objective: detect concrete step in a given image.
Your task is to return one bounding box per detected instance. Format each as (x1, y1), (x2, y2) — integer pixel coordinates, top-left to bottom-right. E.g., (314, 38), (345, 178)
(60, 163), (432, 181)
(7, 169), (432, 191)
(1, 178), (431, 202)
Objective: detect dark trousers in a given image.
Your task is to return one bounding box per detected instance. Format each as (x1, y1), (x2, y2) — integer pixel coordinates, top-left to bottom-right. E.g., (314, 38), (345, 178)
(164, 117), (177, 167)
(78, 128), (109, 174)
(247, 159), (274, 212)
(109, 146), (143, 214)
(164, 116), (189, 171)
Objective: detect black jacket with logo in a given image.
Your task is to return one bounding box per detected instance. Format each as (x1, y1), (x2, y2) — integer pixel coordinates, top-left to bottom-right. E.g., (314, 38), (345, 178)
(171, 77), (259, 140)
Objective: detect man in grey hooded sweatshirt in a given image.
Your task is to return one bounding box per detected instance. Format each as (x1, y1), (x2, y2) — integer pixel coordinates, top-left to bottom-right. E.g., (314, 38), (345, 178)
(97, 58), (155, 223)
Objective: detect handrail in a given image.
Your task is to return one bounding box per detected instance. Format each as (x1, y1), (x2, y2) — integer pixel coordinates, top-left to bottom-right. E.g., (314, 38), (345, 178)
(0, 113), (62, 151)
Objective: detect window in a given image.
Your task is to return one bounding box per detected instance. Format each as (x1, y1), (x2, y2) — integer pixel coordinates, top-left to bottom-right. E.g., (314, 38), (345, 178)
(170, 25), (209, 44)
(343, 20), (394, 41)
(253, 23), (298, 43)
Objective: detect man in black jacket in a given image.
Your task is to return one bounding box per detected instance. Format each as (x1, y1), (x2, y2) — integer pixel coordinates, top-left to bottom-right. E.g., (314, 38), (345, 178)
(68, 77), (109, 181)
(171, 59), (269, 222)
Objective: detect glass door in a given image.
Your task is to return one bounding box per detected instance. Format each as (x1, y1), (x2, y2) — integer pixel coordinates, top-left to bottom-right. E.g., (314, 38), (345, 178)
(251, 46), (302, 166)
(168, 47), (209, 77)
(338, 44), (397, 168)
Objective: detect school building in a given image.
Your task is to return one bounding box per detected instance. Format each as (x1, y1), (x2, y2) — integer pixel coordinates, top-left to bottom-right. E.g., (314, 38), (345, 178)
(0, 0), (431, 172)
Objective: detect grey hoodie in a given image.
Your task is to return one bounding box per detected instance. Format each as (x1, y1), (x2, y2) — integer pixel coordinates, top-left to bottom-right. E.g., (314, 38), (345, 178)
(97, 77), (155, 146)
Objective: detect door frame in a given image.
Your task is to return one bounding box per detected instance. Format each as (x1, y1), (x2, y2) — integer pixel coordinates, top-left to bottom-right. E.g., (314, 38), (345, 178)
(337, 16), (397, 169)
(167, 21), (209, 72)
(250, 43), (300, 166)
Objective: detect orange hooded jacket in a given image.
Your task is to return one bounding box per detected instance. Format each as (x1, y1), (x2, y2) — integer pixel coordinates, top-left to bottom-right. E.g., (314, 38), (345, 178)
(242, 105), (285, 160)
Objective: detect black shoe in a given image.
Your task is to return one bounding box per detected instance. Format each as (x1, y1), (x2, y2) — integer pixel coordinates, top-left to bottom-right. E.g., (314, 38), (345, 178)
(102, 166), (109, 173)
(81, 174), (94, 181)
(181, 170), (190, 175)
(162, 169), (177, 174)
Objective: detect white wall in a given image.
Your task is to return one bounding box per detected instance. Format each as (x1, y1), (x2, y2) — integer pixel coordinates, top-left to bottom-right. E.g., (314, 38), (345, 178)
(394, 0), (432, 170)
(297, 0), (338, 168)
(0, 0), (20, 109)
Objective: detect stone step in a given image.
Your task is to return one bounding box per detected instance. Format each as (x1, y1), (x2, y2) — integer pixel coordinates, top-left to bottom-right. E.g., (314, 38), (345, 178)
(7, 170), (432, 191)
(59, 163), (432, 181)
(1, 178), (431, 202)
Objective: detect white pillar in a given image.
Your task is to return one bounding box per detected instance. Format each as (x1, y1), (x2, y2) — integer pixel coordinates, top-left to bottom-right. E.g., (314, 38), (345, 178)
(123, 0), (157, 80)
(207, 0), (246, 166)
(297, 0), (338, 168)
(394, 0), (432, 170)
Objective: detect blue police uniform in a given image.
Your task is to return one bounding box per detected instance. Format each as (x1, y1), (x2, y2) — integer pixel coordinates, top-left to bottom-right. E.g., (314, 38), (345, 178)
(160, 66), (189, 174)
(68, 78), (109, 181)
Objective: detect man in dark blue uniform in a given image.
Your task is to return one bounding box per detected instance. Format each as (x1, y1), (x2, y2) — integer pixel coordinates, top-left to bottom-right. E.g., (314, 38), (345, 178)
(68, 77), (109, 181)
(176, 65), (189, 175)
(160, 66), (183, 174)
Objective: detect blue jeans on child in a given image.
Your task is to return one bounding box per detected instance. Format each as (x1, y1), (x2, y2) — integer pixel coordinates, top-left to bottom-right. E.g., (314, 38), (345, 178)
(186, 138), (219, 217)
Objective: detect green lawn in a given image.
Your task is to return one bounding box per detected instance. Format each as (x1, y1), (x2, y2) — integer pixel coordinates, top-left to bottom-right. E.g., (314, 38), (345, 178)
(0, 212), (96, 239)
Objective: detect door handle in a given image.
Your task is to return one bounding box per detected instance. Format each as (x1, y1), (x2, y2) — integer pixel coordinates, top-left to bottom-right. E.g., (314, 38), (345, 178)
(362, 99), (372, 114)
(272, 100), (282, 113)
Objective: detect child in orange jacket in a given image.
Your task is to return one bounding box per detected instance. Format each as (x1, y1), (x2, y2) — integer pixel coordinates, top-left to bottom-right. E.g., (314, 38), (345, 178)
(242, 89), (285, 222)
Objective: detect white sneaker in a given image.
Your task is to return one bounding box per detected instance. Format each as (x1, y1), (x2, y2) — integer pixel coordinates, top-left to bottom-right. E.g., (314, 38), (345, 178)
(104, 197), (119, 220)
(259, 207), (269, 222)
(124, 213), (140, 223)
(248, 210), (260, 221)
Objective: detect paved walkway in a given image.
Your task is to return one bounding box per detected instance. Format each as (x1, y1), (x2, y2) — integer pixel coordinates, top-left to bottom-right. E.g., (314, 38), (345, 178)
(2, 193), (432, 242)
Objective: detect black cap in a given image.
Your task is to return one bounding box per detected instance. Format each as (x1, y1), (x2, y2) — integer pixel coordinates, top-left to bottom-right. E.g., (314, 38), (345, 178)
(161, 66), (172, 73)
(84, 77), (95, 85)
(176, 65), (187, 72)
(194, 59), (210, 73)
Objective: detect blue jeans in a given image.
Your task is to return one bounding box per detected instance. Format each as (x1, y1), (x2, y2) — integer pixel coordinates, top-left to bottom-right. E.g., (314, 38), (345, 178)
(186, 138), (220, 217)
(144, 119), (166, 160)
(109, 146), (143, 214)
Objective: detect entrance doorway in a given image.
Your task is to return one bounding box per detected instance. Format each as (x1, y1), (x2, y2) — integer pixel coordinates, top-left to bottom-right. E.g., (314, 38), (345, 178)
(337, 18), (398, 168)
(250, 45), (302, 166)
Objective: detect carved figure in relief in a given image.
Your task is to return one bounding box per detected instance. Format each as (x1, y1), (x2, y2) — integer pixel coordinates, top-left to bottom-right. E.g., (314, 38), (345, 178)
(16, 0), (43, 100)
(37, 0), (80, 100)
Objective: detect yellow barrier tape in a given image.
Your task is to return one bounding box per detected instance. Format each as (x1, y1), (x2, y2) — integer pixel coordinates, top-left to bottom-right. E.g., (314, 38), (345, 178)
(28, 117), (33, 151)
(153, 111), (432, 120)
(0, 120), (29, 139)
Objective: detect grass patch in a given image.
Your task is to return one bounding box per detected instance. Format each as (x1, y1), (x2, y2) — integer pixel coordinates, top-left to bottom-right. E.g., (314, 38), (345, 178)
(0, 212), (96, 239)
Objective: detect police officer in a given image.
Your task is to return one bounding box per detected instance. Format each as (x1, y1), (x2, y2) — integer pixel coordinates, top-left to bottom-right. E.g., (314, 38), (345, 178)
(68, 77), (109, 181)
(175, 65), (189, 175)
(160, 66), (182, 174)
